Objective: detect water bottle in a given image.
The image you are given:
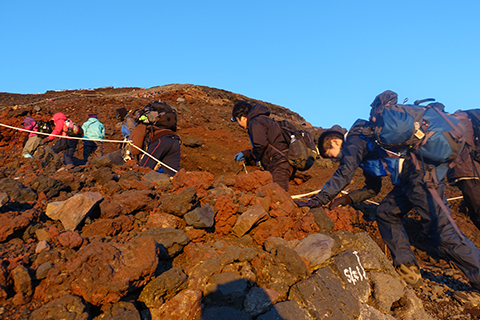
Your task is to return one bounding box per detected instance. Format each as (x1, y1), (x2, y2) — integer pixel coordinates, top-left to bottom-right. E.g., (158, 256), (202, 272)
(290, 134), (296, 143)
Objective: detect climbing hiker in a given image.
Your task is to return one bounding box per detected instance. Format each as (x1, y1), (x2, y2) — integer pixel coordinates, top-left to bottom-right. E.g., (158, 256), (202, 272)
(82, 113), (105, 161)
(232, 100), (294, 192)
(129, 101), (180, 176)
(43, 112), (80, 166)
(296, 91), (480, 292)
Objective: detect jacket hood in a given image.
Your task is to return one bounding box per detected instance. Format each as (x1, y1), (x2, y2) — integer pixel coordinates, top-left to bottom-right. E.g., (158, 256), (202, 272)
(52, 112), (67, 122)
(22, 116), (36, 127)
(247, 103), (271, 122)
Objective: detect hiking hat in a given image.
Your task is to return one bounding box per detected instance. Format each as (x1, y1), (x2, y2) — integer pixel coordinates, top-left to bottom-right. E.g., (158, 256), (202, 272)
(318, 129), (345, 158)
(115, 107), (128, 119)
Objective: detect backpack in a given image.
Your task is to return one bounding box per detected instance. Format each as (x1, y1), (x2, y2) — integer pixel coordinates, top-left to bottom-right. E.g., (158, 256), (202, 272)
(64, 119), (84, 138)
(121, 121), (135, 138)
(462, 109), (480, 163)
(275, 120), (319, 171)
(134, 101), (177, 131)
(368, 100), (465, 165)
(37, 120), (53, 136)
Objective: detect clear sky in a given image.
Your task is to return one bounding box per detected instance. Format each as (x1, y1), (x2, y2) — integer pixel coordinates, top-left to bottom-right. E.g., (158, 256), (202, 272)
(1, 1), (479, 129)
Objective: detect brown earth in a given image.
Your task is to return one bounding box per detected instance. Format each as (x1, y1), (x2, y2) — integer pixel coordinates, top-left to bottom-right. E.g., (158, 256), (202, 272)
(0, 84), (479, 319)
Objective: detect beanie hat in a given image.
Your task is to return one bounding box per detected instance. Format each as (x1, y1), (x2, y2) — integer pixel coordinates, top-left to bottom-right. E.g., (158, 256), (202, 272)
(318, 129), (345, 158)
(88, 113), (98, 118)
(116, 107), (128, 120)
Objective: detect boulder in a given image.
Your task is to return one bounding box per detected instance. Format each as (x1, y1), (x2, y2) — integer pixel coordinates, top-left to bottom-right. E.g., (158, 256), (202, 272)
(45, 192), (103, 231)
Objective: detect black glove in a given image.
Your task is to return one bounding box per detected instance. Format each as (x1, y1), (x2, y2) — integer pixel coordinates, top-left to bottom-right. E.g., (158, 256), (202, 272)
(42, 137), (51, 144)
(329, 195), (352, 209)
(294, 197), (322, 208)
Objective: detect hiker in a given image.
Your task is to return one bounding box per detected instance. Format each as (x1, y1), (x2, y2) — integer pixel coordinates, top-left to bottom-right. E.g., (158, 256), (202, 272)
(20, 116), (43, 158)
(232, 100), (294, 192)
(296, 92), (480, 292)
(447, 109), (480, 231)
(43, 112), (79, 166)
(129, 101), (180, 176)
(82, 113), (105, 161)
(116, 107), (136, 140)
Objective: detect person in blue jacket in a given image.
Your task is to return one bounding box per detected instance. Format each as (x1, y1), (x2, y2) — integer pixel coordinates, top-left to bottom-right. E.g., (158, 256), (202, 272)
(297, 94), (480, 293)
(82, 113), (105, 161)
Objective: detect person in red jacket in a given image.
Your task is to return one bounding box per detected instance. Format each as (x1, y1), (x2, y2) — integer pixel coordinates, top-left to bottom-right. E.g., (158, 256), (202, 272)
(43, 112), (78, 166)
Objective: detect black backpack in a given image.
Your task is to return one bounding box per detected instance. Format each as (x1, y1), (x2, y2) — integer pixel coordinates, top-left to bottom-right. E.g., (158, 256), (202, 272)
(274, 120), (319, 171)
(134, 101), (177, 131)
(37, 120), (53, 136)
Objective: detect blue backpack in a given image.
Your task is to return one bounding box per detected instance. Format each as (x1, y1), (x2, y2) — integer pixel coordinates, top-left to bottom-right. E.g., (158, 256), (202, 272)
(368, 99), (465, 166)
(121, 121), (135, 138)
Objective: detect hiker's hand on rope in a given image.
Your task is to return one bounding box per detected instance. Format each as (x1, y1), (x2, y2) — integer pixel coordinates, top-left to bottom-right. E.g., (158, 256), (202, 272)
(234, 152), (245, 162)
(42, 137), (51, 144)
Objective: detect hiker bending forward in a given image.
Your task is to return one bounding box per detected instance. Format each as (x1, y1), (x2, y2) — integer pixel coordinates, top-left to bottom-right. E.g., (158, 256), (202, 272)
(297, 92), (480, 291)
(232, 101), (294, 191)
(129, 103), (180, 177)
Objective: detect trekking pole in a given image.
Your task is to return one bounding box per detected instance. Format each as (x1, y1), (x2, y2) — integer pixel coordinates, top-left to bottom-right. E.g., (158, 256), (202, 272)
(11, 132), (17, 153)
(242, 160), (248, 174)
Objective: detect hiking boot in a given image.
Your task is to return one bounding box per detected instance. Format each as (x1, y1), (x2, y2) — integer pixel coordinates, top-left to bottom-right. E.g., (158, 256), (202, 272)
(453, 290), (480, 307)
(395, 263), (423, 288)
(23, 153), (33, 158)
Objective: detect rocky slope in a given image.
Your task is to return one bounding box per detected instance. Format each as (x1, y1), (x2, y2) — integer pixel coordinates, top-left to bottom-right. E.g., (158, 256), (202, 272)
(0, 84), (479, 319)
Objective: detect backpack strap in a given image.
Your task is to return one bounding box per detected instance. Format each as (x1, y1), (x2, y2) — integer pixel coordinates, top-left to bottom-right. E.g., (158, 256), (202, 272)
(149, 129), (177, 142)
(420, 162), (465, 241)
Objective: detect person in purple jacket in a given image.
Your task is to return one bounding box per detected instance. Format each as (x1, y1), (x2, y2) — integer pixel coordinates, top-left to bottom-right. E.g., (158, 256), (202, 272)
(20, 116), (42, 158)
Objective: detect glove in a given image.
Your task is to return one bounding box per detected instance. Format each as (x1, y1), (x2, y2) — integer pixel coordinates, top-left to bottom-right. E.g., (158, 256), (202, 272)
(234, 152), (245, 162)
(329, 195), (352, 209)
(42, 137), (51, 144)
(294, 197), (322, 208)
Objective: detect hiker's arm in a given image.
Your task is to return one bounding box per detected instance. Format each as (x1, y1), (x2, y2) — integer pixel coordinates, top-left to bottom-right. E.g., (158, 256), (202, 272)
(316, 135), (370, 205)
(346, 172), (382, 204)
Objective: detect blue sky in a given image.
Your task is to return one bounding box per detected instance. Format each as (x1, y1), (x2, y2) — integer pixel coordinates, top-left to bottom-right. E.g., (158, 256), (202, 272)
(1, 1), (479, 129)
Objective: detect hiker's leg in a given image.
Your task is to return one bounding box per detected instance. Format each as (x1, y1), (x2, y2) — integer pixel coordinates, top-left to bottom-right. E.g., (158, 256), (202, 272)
(23, 136), (42, 156)
(423, 182), (480, 290)
(64, 139), (78, 165)
(376, 186), (416, 266)
(52, 138), (67, 154)
(269, 161), (294, 192)
(458, 179), (480, 231)
(83, 140), (97, 161)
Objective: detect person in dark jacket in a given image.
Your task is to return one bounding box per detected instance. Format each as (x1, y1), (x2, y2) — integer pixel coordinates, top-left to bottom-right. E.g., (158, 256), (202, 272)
(297, 93), (480, 292)
(447, 110), (480, 231)
(129, 102), (180, 176)
(232, 101), (294, 191)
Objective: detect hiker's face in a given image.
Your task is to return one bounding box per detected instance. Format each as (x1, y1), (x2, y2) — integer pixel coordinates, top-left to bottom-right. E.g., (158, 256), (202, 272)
(325, 138), (342, 158)
(236, 116), (247, 129)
